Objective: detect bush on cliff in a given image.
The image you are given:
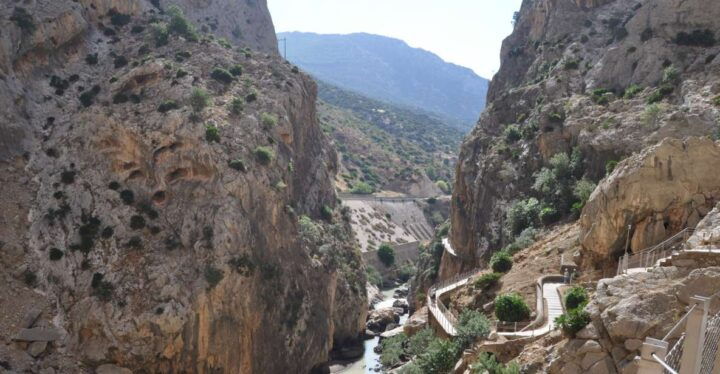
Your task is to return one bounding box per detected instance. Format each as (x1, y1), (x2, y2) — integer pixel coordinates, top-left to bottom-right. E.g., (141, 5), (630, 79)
(495, 293), (530, 322)
(377, 243), (396, 267)
(564, 286), (588, 310)
(490, 251), (513, 273)
(555, 308), (591, 337)
(456, 309), (491, 348)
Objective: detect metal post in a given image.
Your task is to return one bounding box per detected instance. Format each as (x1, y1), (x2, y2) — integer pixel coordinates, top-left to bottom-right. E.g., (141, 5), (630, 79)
(638, 338), (668, 374)
(679, 296), (710, 374)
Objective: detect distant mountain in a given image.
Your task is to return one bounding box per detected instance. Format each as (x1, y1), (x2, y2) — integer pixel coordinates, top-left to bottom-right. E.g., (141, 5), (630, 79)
(278, 32), (489, 129)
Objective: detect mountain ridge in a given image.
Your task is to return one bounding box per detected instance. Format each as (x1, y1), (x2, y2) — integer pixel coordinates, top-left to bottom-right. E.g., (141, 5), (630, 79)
(278, 31), (489, 128)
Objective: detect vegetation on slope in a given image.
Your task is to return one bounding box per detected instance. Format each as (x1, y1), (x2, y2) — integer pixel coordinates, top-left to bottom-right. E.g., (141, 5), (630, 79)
(317, 85), (458, 193)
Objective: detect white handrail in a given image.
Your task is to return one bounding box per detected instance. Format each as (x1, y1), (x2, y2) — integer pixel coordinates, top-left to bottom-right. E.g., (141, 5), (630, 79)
(652, 353), (679, 374)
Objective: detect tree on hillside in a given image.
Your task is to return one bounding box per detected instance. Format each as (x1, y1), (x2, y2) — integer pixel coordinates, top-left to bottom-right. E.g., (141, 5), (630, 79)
(377, 243), (396, 267)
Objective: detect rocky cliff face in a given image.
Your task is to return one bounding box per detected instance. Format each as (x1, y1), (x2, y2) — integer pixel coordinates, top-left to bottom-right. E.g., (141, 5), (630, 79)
(580, 137), (720, 262)
(447, 0), (720, 277)
(0, 1), (364, 373)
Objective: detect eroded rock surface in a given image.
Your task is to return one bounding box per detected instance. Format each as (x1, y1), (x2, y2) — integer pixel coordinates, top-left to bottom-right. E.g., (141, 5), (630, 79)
(0, 1), (365, 373)
(580, 137), (720, 258)
(449, 0), (720, 276)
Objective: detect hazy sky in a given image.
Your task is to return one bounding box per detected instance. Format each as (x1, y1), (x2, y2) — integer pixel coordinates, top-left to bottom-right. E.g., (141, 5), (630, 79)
(267, 0), (523, 79)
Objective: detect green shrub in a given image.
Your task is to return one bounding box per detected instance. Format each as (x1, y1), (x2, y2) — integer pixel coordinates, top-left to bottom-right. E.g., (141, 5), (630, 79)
(245, 90), (258, 102)
(261, 113), (278, 128)
(624, 84), (642, 99)
(129, 215), (146, 230)
(158, 100), (180, 113)
(397, 263), (416, 282)
(113, 93), (129, 104)
(229, 64), (243, 76)
(605, 160), (619, 175)
(456, 309), (491, 348)
(377, 243), (396, 267)
(495, 293), (531, 322)
(506, 198), (540, 235)
(350, 181), (374, 194)
(555, 308), (591, 336)
(189, 88), (210, 113)
(79, 85), (101, 107)
(490, 251), (513, 273)
(366, 265), (383, 287)
(380, 333), (408, 367)
(228, 159), (246, 172)
(176, 69), (188, 78)
(713, 96), (720, 107)
(503, 227), (537, 254)
(435, 180), (450, 193)
(11, 7), (35, 33)
(573, 179), (596, 207)
(217, 38), (232, 49)
(49, 248), (64, 261)
(205, 124), (220, 142)
(167, 5), (199, 41)
(407, 328), (434, 356)
(86, 53), (99, 65)
(563, 59), (579, 70)
(152, 22), (169, 46)
(109, 10), (131, 27)
(675, 29), (716, 47)
(416, 338), (460, 374)
(320, 205), (333, 221)
(228, 97), (244, 115)
(255, 146), (274, 165)
(662, 65), (679, 85)
(643, 103), (662, 127)
(204, 265), (224, 289)
(564, 286), (588, 310)
(119, 189), (134, 205)
(470, 353), (521, 374)
(211, 68), (234, 84)
(22, 269), (37, 287)
(438, 222), (450, 237)
(503, 124), (521, 143)
(91, 273), (114, 302)
(539, 205), (559, 225)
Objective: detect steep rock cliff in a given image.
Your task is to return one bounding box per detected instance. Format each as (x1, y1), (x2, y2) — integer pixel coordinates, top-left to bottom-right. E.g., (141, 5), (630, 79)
(580, 137), (720, 261)
(446, 0), (720, 277)
(0, 1), (364, 373)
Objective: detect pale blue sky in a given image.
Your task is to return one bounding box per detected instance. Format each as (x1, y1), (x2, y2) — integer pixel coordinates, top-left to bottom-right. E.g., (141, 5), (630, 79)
(267, 0), (523, 79)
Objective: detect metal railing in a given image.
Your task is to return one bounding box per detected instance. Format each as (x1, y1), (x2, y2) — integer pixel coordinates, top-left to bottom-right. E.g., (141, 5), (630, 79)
(426, 270), (478, 336)
(617, 228), (694, 275)
(640, 293), (720, 374)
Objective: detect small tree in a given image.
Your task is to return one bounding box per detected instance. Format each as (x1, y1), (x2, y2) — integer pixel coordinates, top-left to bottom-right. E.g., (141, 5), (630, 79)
(189, 88), (210, 113)
(205, 124), (220, 142)
(167, 5), (198, 41)
(456, 309), (491, 348)
(470, 353), (521, 374)
(495, 293), (530, 322)
(490, 251), (513, 273)
(555, 308), (591, 337)
(211, 68), (234, 84)
(255, 146), (275, 165)
(377, 243), (395, 267)
(474, 273), (502, 289)
(564, 286), (588, 310)
(416, 338), (460, 374)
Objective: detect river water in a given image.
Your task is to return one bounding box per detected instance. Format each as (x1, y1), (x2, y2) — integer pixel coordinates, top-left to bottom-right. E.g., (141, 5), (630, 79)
(332, 287), (409, 374)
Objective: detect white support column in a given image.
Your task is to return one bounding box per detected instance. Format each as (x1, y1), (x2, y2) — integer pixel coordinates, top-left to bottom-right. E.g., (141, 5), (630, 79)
(680, 296), (710, 374)
(637, 338), (668, 374)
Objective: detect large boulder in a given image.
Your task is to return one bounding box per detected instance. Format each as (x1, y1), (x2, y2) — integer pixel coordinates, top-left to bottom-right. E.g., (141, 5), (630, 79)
(366, 308), (401, 333)
(580, 137), (720, 258)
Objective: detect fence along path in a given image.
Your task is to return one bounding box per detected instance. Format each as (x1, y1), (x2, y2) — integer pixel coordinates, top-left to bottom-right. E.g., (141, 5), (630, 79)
(427, 239), (565, 339)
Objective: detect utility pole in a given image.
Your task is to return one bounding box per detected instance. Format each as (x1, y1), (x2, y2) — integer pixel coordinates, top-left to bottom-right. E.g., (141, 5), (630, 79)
(277, 37), (287, 59)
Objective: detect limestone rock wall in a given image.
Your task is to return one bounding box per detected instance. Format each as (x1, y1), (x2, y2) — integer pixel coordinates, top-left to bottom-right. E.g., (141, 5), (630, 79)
(580, 137), (720, 258)
(450, 0), (720, 275)
(0, 2), (364, 373)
